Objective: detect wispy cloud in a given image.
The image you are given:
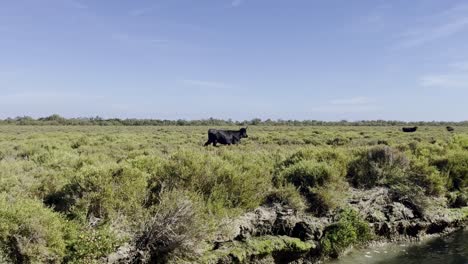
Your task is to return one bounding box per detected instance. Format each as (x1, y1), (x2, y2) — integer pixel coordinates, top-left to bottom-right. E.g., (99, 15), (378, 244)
(180, 79), (231, 89)
(348, 2), (391, 33)
(63, 0), (87, 9)
(129, 6), (155, 17)
(395, 4), (468, 49)
(111, 33), (130, 42)
(309, 105), (378, 114)
(420, 74), (468, 89)
(420, 61), (468, 89)
(450, 61), (468, 71)
(304, 96), (378, 114)
(0, 91), (104, 104)
(231, 0), (243, 8)
(330, 96), (375, 105)
(111, 33), (168, 46)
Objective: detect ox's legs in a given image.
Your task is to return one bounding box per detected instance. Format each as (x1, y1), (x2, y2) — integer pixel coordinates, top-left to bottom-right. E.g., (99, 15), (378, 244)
(204, 140), (212, 146)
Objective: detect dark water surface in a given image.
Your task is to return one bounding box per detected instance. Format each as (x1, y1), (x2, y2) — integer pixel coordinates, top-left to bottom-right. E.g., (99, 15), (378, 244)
(327, 229), (467, 264)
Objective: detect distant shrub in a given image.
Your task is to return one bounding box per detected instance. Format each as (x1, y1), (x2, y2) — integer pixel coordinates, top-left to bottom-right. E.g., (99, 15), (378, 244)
(320, 209), (372, 258)
(347, 146), (409, 188)
(326, 137), (349, 146)
(0, 195), (68, 263)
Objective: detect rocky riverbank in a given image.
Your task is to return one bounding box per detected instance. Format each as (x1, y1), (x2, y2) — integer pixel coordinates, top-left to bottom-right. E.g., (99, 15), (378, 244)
(106, 187), (467, 263)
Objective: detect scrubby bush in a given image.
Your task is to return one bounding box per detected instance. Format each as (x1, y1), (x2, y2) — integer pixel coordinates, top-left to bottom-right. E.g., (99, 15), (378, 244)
(320, 209), (372, 258)
(445, 152), (468, 191)
(263, 184), (306, 211)
(281, 161), (336, 189)
(65, 225), (122, 264)
(46, 164), (148, 222)
(281, 148), (349, 176)
(407, 158), (446, 196)
(146, 149), (272, 215)
(0, 195), (69, 263)
(347, 146), (409, 188)
(134, 190), (211, 263)
(277, 148), (349, 215)
(0, 125), (466, 263)
(446, 191), (468, 208)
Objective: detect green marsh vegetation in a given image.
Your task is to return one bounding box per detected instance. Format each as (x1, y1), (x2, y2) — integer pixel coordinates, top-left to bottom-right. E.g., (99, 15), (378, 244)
(0, 125), (466, 263)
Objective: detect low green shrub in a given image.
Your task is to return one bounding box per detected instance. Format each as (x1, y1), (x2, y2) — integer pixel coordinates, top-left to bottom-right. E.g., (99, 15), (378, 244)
(278, 149), (349, 215)
(146, 149), (272, 215)
(45, 164), (148, 222)
(446, 191), (468, 208)
(320, 209), (372, 258)
(263, 184), (306, 211)
(65, 225), (122, 264)
(446, 151), (468, 191)
(0, 195), (69, 263)
(347, 146), (409, 188)
(134, 190), (212, 263)
(281, 161), (335, 189)
(407, 158), (446, 196)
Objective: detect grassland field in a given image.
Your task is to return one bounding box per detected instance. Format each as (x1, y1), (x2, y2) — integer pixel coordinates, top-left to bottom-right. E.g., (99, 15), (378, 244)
(0, 125), (467, 263)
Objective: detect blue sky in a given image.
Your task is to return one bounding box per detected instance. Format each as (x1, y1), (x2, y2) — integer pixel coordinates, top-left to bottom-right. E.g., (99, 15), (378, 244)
(1, 0), (467, 121)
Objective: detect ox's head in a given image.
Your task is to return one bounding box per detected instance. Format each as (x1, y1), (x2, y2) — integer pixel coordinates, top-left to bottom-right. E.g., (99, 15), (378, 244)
(239, 127), (248, 138)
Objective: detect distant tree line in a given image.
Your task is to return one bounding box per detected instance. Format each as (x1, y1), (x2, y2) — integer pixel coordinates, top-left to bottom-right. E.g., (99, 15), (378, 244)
(0, 115), (467, 126)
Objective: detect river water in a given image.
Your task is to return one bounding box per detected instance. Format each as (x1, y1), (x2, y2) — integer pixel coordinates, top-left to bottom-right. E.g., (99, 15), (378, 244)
(327, 229), (467, 264)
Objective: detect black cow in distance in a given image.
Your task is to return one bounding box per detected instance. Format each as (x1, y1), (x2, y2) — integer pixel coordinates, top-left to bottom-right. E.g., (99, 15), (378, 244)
(204, 127), (248, 146)
(402, 126), (418, 132)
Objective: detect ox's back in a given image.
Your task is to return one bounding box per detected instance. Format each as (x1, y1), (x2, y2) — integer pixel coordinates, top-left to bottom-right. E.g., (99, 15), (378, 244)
(402, 127), (418, 132)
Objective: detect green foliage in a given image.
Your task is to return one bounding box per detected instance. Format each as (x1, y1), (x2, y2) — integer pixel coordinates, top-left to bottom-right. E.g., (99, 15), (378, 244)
(263, 184), (306, 211)
(281, 161), (336, 189)
(201, 235), (314, 263)
(278, 148), (349, 215)
(135, 190), (212, 263)
(407, 158), (446, 196)
(0, 125), (465, 262)
(320, 209), (372, 258)
(348, 146), (409, 188)
(146, 149), (273, 215)
(65, 225), (121, 264)
(446, 151), (468, 190)
(0, 195), (68, 264)
(46, 164), (148, 222)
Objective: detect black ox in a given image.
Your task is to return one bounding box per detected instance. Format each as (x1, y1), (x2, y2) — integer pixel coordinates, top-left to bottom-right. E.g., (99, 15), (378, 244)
(402, 126), (418, 133)
(204, 127), (248, 146)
